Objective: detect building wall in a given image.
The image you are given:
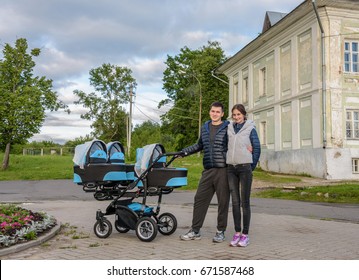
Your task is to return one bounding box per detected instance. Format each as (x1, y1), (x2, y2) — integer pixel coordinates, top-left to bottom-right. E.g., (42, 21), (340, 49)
(224, 3), (359, 179)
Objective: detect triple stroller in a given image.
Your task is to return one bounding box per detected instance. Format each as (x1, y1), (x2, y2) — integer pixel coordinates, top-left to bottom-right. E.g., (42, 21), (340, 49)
(73, 140), (187, 242)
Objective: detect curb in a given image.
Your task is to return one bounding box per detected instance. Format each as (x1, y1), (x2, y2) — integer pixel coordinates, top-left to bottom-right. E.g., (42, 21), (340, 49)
(0, 223), (62, 257)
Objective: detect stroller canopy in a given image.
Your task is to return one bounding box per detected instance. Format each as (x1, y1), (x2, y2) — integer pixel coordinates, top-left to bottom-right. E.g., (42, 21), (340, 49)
(134, 143), (165, 176)
(73, 139), (107, 169)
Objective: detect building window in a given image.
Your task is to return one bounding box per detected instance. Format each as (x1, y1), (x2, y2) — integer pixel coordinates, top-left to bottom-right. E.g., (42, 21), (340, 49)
(352, 158), (359, 174)
(346, 110), (359, 139)
(260, 121), (267, 146)
(242, 77), (248, 103)
(344, 41), (358, 73)
(259, 67), (266, 97)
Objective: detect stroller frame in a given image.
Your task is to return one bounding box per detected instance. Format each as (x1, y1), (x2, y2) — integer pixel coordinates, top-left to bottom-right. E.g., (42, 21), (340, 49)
(93, 150), (185, 242)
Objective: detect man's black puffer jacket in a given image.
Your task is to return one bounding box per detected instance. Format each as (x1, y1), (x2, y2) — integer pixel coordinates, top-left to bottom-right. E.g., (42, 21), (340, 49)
(182, 120), (229, 169)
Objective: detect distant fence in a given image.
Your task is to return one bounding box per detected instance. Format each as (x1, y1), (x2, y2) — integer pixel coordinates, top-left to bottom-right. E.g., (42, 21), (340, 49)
(22, 147), (75, 156)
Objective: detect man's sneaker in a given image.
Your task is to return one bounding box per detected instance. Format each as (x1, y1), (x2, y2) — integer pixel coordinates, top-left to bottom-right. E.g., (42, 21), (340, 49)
(213, 231), (225, 243)
(238, 234), (249, 247)
(230, 233), (241, 247)
(180, 229), (201, 241)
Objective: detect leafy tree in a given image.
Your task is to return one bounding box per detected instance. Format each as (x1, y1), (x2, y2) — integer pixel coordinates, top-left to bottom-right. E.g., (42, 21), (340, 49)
(73, 63), (136, 145)
(160, 41), (229, 150)
(0, 38), (68, 170)
(130, 121), (176, 159)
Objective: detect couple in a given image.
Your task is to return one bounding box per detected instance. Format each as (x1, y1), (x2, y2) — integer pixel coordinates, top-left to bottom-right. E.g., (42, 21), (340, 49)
(179, 101), (261, 247)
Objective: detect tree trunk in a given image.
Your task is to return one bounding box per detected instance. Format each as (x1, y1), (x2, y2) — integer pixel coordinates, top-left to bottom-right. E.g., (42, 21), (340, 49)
(1, 142), (11, 170)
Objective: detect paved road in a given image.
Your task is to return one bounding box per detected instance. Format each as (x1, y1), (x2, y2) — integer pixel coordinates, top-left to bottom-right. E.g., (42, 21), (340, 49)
(0, 180), (358, 260)
(0, 179), (358, 222)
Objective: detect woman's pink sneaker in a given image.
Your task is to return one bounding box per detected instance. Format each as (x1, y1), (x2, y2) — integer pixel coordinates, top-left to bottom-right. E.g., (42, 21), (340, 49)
(238, 234), (250, 247)
(230, 233), (241, 247)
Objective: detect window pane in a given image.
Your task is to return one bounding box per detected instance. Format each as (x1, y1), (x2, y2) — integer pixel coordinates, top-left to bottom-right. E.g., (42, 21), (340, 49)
(344, 53), (350, 62)
(353, 64), (358, 72)
(353, 53), (358, 63)
(347, 111), (352, 120)
(352, 42), (358, 52)
(355, 130), (359, 138)
(354, 112), (359, 120)
(345, 42), (350, 50)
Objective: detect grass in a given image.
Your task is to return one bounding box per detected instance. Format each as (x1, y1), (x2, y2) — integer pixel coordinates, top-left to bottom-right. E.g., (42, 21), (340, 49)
(0, 154), (73, 180)
(1, 152), (358, 203)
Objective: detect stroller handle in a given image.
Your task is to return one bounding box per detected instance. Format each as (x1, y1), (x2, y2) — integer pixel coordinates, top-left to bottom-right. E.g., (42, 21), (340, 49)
(162, 151), (186, 157)
(153, 151), (185, 167)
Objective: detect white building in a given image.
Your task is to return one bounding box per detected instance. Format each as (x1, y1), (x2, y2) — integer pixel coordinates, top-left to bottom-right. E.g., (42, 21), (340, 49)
(217, 0), (359, 179)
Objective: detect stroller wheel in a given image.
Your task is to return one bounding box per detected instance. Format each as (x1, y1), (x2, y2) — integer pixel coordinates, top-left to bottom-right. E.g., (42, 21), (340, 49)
(158, 212), (177, 235)
(115, 221), (130, 233)
(135, 217), (158, 242)
(94, 191), (112, 201)
(94, 219), (112, 238)
(161, 188), (173, 195)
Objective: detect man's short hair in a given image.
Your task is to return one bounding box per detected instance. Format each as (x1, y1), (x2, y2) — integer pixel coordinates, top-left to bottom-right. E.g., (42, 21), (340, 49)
(210, 101), (224, 112)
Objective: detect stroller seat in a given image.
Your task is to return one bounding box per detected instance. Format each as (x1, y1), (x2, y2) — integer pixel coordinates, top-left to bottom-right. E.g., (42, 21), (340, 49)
(134, 143), (188, 189)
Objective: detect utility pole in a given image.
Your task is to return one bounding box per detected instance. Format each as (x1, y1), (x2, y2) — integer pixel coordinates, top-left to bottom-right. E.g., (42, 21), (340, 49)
(127, 83), (136, 158)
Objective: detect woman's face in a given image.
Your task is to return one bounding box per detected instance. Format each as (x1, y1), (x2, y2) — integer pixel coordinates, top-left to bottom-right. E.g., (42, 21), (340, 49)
(232, 108), (245, 124)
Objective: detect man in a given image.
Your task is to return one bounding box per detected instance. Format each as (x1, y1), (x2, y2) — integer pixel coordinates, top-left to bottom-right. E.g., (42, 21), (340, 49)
(180, 101), (230, 243)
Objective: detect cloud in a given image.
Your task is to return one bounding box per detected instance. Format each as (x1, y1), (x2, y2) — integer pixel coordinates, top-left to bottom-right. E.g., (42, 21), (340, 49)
(0, 0), (301, 143)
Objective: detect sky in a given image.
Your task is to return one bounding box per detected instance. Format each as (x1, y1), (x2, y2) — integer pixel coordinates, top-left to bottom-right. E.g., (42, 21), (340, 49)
(0, 0), (301, 144)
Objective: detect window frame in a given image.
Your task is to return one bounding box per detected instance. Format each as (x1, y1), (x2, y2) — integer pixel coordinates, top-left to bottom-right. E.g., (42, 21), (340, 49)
(344, 41), (359, 73)
(259, 67), (267, 97)
(346, 110), (359, 139)
(352, 158), (359, 174)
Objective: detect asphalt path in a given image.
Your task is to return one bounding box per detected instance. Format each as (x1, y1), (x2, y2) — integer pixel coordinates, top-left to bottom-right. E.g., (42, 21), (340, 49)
(0, 179), (358, 223)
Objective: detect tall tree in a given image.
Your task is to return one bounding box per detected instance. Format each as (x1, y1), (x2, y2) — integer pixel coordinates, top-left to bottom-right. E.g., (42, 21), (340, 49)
(73, 63), (136, 144)
(160, 41), (229, 150)
(0, 38), (68, 170)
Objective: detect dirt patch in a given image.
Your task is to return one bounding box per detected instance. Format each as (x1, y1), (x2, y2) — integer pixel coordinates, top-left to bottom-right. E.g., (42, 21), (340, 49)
(252, 176), (342, 192)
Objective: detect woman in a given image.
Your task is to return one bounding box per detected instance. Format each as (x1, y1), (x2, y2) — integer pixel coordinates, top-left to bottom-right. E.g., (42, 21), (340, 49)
(226, 104), (261, 247)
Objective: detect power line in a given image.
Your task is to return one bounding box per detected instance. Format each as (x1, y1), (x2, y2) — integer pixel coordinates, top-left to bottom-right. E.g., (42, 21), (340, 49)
(133, 104), (160, 124)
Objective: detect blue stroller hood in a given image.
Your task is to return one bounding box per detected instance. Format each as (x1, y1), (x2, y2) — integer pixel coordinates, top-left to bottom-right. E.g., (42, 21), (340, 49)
(107, 141), (125, 164)
(73, 139), (107, 169)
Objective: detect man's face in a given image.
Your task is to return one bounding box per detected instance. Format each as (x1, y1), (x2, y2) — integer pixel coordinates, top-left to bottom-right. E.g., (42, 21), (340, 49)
(209, 106), (224, 123)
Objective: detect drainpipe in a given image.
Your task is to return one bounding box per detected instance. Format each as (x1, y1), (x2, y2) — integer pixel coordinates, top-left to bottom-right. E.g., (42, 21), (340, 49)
(312, 0), (327, 148)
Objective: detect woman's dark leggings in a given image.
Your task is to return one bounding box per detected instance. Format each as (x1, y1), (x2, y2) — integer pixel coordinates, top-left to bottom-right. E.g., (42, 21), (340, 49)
(227, 164), (253, 234)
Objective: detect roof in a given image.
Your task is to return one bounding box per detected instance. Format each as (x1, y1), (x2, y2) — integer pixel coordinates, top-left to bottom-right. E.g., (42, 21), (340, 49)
(216, 0), (359, 74)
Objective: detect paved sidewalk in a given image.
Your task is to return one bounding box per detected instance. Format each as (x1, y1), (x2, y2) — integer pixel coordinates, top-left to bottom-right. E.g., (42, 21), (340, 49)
(1, 198), (358, 260)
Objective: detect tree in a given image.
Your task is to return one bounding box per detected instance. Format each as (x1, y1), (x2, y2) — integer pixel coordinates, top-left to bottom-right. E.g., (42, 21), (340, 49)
(0, 38), (68, 170)
(73, 63), (136, 145)
(130, 121), (176, 158)
(64, 135), (94, 148)
(160, 41), (229, 150)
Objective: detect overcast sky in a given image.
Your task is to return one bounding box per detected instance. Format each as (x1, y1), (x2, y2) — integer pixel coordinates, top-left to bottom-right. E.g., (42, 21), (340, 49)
(0, 0), (301, 144)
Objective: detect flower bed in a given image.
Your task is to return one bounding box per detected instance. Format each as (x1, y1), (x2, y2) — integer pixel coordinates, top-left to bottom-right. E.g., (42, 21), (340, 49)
(0, 204), (57, 248)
